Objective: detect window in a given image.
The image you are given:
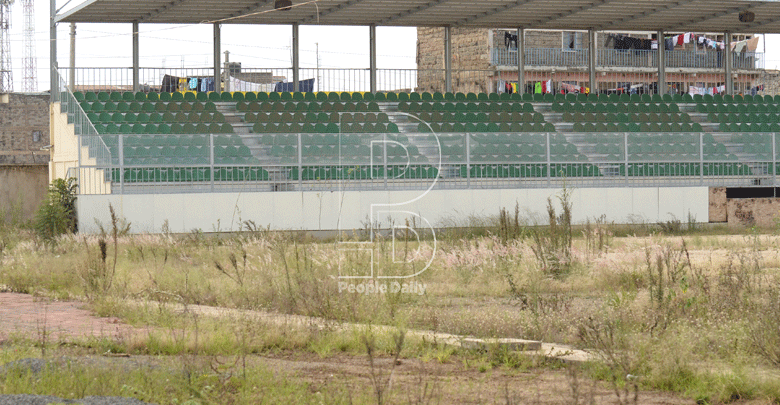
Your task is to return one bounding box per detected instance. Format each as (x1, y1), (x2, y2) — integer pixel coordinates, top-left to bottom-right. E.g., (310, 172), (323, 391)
(561, 31), (582, 49)
(562, 32), (583, 50)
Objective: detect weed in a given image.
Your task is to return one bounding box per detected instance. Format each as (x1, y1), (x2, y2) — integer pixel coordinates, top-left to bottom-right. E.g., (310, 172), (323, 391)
(529, 188), (573, 278)
(80, 205), (120, 299)
(578, 309), (648, 405)
(363, 328), (406, 405)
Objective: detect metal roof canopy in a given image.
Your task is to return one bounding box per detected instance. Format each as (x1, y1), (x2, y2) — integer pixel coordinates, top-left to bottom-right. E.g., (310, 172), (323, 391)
(56, 0), (780, 34)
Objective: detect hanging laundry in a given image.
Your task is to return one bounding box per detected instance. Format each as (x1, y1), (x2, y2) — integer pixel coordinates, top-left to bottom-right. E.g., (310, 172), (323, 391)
(511, 83), (518, 93)
(747, 36), (760, 52)
(178, 78), (189, 92)
(534, 82), (542, 94)
(161, 74), (179, 93)
(504, 32), (518, 49)
(188, 77), (198, 90)
(651, 40), (658, 50)
(560, 82), (584, 94)
(231, 77), (274, 92)
(665, 38), (674, 51)
(201, 78), (215, 92)
(676, 35), (684, 46)
(273, 79), (315, 92)
(683, 33), (692, 44)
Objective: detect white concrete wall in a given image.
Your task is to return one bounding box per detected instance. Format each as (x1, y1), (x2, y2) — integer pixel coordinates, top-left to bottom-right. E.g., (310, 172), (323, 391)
(77, 187), (709, 234)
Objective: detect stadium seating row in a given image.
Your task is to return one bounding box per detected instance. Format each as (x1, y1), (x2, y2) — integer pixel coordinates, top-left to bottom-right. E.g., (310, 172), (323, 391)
(572, 122), (704, 133)
(564, 112), (690, 123)
(412, 112), (542, 124)
(417, 122), (555, 133)
(80, 101), (219, 113)
(73, 90), (780, 106)
(88, 112), (226, 124)
(109, 159), (757, 184)
(708, 112), (780, 124)
(718, 123), (780, 133)
(553, 102), (681, 113)
(94, 123), (234, 135)
(236, 101), (381, 113)
(251, 122), (399, 134)
(101, 134), (245, 148)
(398, 102), (535, 113)
(695, 103), (780, 114)
(113, 167), (270, 183)
(244, 112), (390, 124)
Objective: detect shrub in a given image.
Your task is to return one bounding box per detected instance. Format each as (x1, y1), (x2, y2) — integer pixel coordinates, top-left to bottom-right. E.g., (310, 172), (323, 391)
(34, 178), (78, 243)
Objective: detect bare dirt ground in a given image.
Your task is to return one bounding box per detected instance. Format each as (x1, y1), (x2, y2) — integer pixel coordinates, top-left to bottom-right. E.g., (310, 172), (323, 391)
(0, 291), (757, 404)
(0, 293), (134, 343)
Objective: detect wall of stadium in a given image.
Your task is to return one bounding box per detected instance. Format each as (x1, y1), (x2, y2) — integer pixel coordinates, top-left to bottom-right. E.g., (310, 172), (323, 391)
(76, 187), (709, 234)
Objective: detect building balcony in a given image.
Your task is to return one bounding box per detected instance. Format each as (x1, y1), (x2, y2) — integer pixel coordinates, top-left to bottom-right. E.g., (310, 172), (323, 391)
(491, 48), (765, 71)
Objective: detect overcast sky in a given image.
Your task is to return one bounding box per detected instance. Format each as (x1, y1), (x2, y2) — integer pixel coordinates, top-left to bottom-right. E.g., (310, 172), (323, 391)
(5, 0), (780, 93)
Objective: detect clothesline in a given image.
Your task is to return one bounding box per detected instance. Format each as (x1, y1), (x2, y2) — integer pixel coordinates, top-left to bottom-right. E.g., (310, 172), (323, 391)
(607, 32), (759, 53)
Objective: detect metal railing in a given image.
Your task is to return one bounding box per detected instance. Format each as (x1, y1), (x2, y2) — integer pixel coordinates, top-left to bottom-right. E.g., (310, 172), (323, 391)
(491, 48), (765, 70)
(56, 70), (112, 169)
(69, 131), (779, 195)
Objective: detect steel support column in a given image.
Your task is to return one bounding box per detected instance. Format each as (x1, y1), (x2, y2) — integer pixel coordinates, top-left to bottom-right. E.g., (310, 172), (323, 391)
(657, 30), (666, 95)
(444, 26), (452, 93)
(132, 21), (139, 92)
(517, 28), (525, 94)
(50, 0), (58, 101)
(213, 23), (221, 93)
(725, 32), (733, 95)
(588, 29), (597, 93)
(292, 23), (300, 92)
(369, 24), (377, 93)
(69, 23), (75, 92)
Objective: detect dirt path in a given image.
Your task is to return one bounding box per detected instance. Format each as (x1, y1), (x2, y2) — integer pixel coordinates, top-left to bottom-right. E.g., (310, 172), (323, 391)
(0, 292), (135, 343)
(0, 292), (703, 404)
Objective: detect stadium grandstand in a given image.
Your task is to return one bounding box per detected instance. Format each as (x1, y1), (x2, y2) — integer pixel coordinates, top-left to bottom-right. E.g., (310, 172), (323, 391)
(48, 0), (780, 233)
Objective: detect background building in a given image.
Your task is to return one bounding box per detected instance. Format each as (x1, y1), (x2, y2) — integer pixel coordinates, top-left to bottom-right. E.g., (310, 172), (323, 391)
(417, 28), (766, 95)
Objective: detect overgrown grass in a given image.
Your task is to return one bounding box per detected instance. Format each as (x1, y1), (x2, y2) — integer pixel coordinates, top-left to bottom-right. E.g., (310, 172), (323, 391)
(2, 204), (780, 403)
